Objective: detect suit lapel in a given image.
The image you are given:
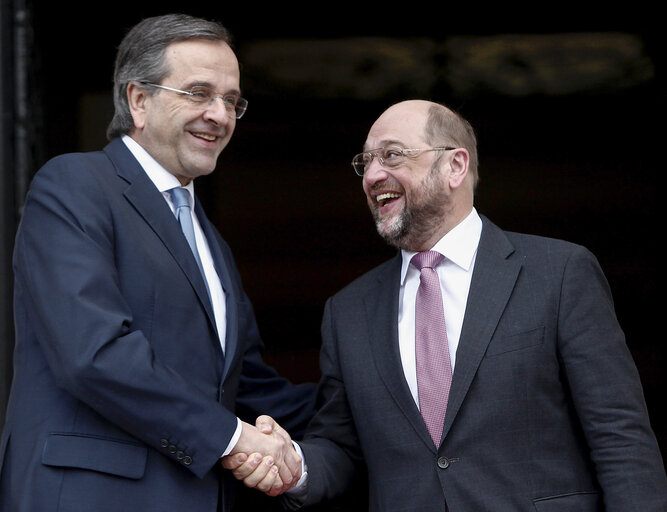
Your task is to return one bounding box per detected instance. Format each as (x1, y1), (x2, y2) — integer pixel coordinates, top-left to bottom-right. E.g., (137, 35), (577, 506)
(440, 217), (521, 442)
(365, 253), (436, 451)
(103, 139), (218, 335)
(195, 201), (237, 378)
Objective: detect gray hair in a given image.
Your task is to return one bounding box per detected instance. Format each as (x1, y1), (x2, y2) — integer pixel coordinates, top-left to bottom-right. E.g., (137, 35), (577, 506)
(106, 14), (233, 140)
(424, 104), (479, 190)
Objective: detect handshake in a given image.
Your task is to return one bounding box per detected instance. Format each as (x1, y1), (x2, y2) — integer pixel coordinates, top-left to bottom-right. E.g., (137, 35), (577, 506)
(222, 415), (302, 497)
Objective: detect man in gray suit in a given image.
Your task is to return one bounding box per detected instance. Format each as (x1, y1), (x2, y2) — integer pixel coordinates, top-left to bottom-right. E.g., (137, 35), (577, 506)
(226, 100), (667, 511)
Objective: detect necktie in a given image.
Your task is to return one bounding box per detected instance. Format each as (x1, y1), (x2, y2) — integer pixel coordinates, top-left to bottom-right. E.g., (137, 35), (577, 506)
(411, 251), (452, 447)
(168, 187), (206, 279)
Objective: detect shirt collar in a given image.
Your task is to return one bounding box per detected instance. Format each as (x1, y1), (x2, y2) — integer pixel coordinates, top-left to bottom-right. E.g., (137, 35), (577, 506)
(400, 207), (482, 285)
(121, 135), (196, 201)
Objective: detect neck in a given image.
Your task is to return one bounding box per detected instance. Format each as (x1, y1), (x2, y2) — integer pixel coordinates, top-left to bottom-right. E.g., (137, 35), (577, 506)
(399, 204), (473, 252)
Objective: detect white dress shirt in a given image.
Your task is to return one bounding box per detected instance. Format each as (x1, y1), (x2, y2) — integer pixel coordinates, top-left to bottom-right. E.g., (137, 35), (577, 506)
(398, 207), (482, 406)
(122, 136), (227, 350)
(121, 135), (241, 454)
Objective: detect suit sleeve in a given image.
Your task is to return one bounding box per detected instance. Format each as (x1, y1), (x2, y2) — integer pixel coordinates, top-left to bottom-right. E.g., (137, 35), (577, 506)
(14, 157), (238, 478)
(230, 285), (317, 439)
(556, 246), (667, 510)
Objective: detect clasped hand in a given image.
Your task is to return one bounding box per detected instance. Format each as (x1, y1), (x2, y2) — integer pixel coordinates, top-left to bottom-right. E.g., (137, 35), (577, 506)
(222, 415), (300, 496)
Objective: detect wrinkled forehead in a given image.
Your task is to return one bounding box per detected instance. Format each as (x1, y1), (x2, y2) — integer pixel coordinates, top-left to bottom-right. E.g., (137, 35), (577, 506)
(364, 103), (429, 151)
(163, 39), (240, 89)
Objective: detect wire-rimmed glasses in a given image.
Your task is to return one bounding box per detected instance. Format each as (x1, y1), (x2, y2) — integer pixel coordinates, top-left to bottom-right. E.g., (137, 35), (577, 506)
(351, 145), (456, 176)
(138, 81), (248, 119)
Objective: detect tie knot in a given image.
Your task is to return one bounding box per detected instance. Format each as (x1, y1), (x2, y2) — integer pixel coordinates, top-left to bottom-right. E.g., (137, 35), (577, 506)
(411, 250), (445, 271)
(169, 187), (191, 210)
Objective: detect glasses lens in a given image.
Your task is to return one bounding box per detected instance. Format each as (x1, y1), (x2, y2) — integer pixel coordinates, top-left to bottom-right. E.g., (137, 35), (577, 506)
(380, 146), (405, 167)
(234, 98), (248, 119)
(351, 153), (370, 176)
(188, 86), (212, 104)
(187, 87), (247, 119)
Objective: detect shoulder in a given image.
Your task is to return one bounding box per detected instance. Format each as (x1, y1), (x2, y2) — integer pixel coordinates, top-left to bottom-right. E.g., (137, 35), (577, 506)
(481, 215), (594, 262)
(30, 149), (116, 194)
(20, 148), (124, 233)
(479, 217), (605, 291)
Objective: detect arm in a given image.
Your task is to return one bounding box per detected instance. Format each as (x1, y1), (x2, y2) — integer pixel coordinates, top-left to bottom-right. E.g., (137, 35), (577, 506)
(224, 298), (363, 505)
(15, 158), (237, 477)
(557, 246), (666, 510)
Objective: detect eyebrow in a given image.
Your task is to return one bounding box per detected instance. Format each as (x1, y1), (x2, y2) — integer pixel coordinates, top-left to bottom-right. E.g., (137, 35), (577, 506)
(363, 139), (406, 152)
(182, 80), (242, 96)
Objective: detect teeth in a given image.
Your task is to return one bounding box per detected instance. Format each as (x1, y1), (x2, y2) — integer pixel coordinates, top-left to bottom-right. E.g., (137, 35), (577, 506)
(376, 192), (401, 203)
(193, 132), (216, 141)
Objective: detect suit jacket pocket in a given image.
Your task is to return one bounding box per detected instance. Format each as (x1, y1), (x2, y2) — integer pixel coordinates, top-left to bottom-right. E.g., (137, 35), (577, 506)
(42, 432), (147, 479)
(533, 491), (601, 511)
(486, 326), (544, 357)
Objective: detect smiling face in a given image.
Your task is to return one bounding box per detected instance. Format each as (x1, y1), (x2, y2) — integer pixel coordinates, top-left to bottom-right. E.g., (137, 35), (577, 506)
(362, 101), (472, 251)
(128, 39), (240, 185)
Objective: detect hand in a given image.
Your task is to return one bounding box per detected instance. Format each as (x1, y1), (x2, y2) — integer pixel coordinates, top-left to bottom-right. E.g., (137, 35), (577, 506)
(222, 415), (301, 495)
(223, 451), (285, 496)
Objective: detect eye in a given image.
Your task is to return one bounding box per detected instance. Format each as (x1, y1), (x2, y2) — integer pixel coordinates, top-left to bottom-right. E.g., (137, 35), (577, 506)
(221, 95), (239, 107)
(381, 146), (405, 165)
(188, 86), (212, 103)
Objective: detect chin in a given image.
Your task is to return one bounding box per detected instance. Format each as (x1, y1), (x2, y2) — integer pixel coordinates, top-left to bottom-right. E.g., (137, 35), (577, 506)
(375, 213), (409, 248)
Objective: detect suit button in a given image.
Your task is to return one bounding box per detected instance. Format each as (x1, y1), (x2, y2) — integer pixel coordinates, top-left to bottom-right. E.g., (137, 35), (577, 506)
(183, 456), (193, 466)
(437, 457), (450, 469)
(176, 451), (185, 460)
(168, 444), (177, 454)
(160, 439), (169, 448)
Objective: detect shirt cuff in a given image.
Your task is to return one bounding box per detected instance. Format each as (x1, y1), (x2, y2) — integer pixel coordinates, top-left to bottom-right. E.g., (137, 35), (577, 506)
(286, 441), (308, 496)
(221, 418), (243, 457)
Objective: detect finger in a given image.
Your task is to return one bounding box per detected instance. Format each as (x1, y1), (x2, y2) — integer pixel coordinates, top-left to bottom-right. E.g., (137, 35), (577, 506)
(230, 453), (264, 480)
(277, 456), (299, 487)
(256, 464), (282, 494)
(220, 452), (247, 471)
(243, 456), (277, 489)
(281, 445), (302, 482)
(267, 473), (288, 497)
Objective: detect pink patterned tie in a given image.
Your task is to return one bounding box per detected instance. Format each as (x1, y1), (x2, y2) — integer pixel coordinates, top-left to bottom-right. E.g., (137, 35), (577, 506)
(411, 251), (452, 447)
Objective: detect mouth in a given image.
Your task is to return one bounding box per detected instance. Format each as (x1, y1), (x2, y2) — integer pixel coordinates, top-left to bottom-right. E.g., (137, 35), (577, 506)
(191, 132), (218, 142)
(376, 192), (402, 208)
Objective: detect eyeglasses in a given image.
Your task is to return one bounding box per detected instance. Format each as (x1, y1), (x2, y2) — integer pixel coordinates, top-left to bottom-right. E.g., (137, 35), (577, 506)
(351, 145), (456, 176)
(138, 81), (248, 119)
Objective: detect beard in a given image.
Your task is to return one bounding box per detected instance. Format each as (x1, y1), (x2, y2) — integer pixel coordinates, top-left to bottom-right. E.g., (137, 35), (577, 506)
(372, 165), (448, 251)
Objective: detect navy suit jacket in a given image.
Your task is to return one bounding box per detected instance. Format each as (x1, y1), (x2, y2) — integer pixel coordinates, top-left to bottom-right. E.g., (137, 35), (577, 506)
(0, 138), (315, 511)
(295, 216), (667, 511)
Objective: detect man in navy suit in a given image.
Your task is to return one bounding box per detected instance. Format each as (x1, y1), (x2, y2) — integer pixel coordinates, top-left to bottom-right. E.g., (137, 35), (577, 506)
(228, 100), (667, 510)
(0, 13), (314, 511)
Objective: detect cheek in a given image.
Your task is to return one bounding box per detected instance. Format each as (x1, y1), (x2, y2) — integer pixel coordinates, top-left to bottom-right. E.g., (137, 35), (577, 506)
(362, 180), (373, 198)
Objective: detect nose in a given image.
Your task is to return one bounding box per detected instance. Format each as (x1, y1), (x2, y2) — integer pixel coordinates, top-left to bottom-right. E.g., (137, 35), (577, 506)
(363, 157), (389, 187)
(202, 97), (233, 125)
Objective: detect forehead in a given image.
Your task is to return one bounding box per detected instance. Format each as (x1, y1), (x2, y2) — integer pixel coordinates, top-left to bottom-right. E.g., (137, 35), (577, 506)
(163, 39), (240, 88)
(365, 103), (428, 150)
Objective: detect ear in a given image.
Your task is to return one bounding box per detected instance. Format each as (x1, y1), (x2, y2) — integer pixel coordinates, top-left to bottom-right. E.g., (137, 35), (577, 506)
(448, 148), (469, 189)
(126, 82), (149, 131)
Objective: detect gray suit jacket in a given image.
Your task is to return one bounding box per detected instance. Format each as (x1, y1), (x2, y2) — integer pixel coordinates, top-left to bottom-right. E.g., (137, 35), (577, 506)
(297, 216), (666, 511)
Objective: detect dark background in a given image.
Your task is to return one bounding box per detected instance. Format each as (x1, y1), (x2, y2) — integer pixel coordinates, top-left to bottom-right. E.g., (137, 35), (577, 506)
(4, 3), (664, 510)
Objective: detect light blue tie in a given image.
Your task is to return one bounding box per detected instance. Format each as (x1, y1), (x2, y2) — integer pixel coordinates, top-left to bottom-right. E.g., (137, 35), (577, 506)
(168, 187), (206, 279)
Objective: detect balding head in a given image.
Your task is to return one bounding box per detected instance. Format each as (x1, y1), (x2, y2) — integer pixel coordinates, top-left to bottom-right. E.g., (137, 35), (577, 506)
(371, 100), (479, 191)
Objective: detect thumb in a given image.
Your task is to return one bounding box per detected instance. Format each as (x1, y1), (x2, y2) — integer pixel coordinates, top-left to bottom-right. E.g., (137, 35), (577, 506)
(255, 415), (275, 434)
